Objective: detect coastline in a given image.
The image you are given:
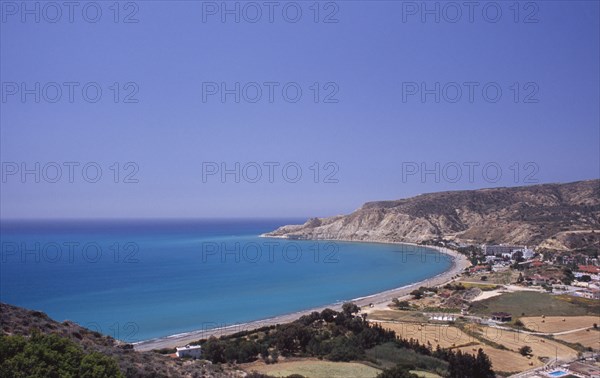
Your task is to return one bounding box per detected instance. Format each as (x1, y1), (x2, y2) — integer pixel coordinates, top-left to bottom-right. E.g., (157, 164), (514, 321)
(133, 239), (471, 352)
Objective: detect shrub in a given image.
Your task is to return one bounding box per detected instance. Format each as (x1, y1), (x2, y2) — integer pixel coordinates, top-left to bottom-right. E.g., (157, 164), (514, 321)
(519, 346), (532, 356)
(0, 333), (123, 378)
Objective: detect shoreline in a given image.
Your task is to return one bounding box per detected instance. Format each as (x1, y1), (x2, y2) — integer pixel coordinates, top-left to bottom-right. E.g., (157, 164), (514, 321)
(133, 239), (471, 352)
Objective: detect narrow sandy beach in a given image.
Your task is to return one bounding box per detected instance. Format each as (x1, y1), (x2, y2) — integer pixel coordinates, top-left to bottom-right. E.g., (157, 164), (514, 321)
(133, 241), (471, 352)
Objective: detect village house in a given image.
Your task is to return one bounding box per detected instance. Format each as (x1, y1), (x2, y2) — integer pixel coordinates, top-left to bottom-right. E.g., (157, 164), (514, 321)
(518, 259), (545, 269)
(483, 244), (523, 256)
(530, 260), (544, 268)
(176, 344), (202, 359)
(490, 312), (512, 322)
(529, 274), (552, 286)
(576, 265), (600, 281)
(513, 247), (535, 260)
(567, 361), (600, 378)
(469, 265), (489, 274)
(482, 245), (535, 260)
(573, 289), (600, 300)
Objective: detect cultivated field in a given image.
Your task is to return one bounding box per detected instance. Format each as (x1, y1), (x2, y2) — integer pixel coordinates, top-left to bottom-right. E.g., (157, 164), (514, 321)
(246, 360), (381, 378)
(367, 292), (599, 375)
(475, 326), (578, 362)
(556, 329), (600, 349)
(373, 319), (582, 374)
(367, 309), (428, 322)
(456, 344), (535, 373)
(374, 322), (475, 349)
(520, 316), (600, 333)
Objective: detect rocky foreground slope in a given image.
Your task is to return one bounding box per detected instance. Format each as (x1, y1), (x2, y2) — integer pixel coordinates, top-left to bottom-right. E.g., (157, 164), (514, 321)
(0, 303), (238, 378)
(264, 180), (600, 249)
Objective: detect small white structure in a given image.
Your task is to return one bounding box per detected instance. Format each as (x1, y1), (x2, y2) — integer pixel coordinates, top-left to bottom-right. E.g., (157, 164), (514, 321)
(429, 314), (456, 322)
(176, 344), (202, 359)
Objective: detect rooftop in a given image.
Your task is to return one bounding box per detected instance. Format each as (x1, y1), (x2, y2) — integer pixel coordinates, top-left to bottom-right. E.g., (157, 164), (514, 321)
(578, 265), (600, 274)
(176, 344), (201, 351)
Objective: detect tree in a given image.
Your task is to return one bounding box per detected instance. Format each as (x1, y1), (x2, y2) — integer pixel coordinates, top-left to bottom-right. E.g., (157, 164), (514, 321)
(447, 348), (494, 378)
(563, 269), (575, 285)
(410, 289), (423, 299)
(514, 319), (524, 327)
(342, 302), (360, 317)
(0, 333), (123, 378)
(79, 352), (123, 378)
(202, 336), (225, 363)
(269, 348), (279, 363)
(321, 308), (337, 322)
(519, 346), (532, 356)
(475, 348), (495, 377)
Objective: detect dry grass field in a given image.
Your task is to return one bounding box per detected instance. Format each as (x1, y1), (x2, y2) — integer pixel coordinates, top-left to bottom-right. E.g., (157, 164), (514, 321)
(520, 316), (600, 333)
(475, 326), (578, 362)
(245, 359), (381, 378)
(367, 309), (428, 322)
(374, 322), (475, 348)
(371, 319), (581, 374)
(556, 329), (600, 349)
(456, 344), (536, 372)
(410, 371), (443, 378)
(458, 282), (502, 291)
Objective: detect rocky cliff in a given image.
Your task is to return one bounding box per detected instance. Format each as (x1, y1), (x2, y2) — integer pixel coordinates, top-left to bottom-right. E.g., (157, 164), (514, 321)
(264, 180), (600, 249)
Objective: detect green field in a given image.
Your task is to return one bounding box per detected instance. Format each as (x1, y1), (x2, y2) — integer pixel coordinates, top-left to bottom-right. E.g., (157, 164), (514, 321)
(470, 291), (600, 317)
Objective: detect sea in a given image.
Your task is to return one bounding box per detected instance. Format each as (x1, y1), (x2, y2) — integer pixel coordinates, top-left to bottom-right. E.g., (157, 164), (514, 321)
(0, 219), (452, 342)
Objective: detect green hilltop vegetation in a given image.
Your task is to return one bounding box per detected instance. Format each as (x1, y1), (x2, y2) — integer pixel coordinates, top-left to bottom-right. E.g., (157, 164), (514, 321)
(0, 331), (123, 378)
(0, 303), (232, 378)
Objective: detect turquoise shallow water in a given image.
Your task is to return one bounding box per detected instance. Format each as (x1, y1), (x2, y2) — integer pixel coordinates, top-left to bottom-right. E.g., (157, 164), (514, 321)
(0, 219), (451, 342)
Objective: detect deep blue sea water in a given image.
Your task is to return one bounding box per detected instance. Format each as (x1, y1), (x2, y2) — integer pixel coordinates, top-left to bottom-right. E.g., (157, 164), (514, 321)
(0, 219), (451, 342)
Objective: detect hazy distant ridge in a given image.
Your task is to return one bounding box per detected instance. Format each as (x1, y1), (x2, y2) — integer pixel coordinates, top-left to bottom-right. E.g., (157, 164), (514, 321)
(264, 180), (600, 248)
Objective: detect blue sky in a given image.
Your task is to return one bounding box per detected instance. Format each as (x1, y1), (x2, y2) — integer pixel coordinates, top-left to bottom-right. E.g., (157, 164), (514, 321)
(1, 1), (599, 219)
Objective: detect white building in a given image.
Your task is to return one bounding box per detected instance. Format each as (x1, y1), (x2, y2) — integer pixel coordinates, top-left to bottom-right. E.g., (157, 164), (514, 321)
(575, 289), (600, 300)
(513, 247), (534, 260)
(573, 272), (600, 281)
(483, 245), (533, 259)
(429, 314), (456, 322)
(176, 344), (202, 359)
(482, 244), (521, 256)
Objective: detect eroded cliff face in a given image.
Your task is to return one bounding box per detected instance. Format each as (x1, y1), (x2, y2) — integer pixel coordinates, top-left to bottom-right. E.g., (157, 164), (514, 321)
(264, 180), (600, 248)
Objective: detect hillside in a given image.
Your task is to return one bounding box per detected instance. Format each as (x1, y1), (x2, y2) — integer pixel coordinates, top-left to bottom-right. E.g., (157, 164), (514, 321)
(264, 180), (600, 248)
(0, 303), (237, 378)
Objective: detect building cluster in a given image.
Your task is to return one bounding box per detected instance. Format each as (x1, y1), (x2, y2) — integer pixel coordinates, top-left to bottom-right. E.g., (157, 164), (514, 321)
(553, 253), (600, 268)
(483, 244), (535, 259)
(480, 244), (535, 271)
(569, 264), (600, 299)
